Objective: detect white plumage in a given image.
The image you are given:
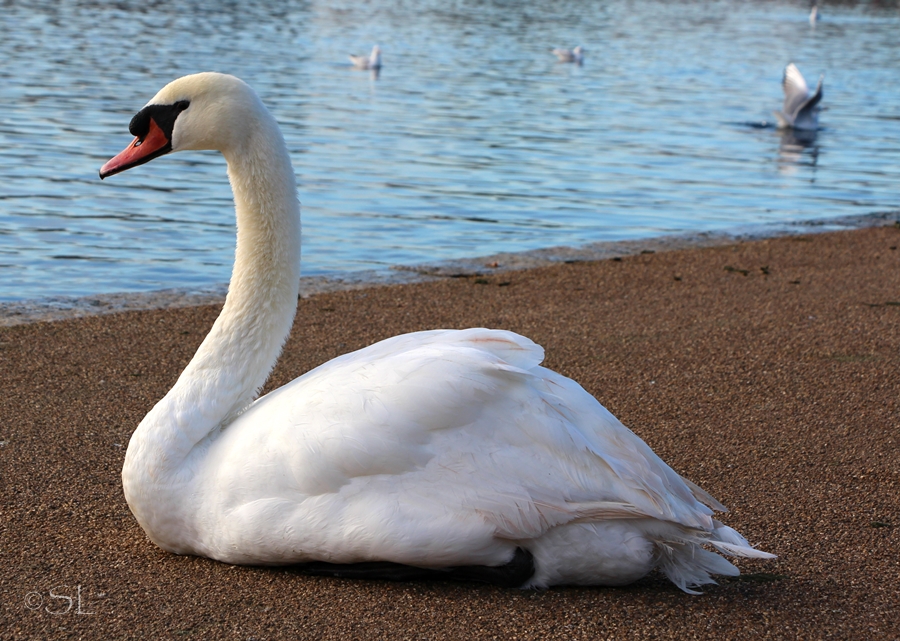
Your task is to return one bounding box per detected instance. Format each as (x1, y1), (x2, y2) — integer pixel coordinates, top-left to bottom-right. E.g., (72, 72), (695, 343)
(349, 45), (381, 70)
(552, 46), (584, 64)
(774, 63), (823, 131)
(100, 72), (773, 593)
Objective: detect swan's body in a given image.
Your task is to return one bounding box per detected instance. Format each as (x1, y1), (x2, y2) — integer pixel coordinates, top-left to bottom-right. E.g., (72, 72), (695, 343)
(774, 63), (823, 131)
(349, 45), (381, 70)
(101, 72), (773, 592)
(552, 46), (584, 64)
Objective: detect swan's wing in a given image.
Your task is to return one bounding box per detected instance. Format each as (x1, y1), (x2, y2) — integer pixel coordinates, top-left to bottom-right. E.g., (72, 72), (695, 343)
(213, 328), (717, 552)
(214, 328), (542, 488)
(782, 63), (811, 118)
(294, 327), (543, 377)
(466, 367), (718, 536)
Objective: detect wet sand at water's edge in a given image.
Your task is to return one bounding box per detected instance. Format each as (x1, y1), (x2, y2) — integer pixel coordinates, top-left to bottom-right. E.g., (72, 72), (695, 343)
(2, 225), (898, 640)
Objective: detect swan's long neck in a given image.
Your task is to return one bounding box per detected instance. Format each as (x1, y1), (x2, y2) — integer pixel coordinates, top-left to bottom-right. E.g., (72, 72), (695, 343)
(124, 111), (301, 488)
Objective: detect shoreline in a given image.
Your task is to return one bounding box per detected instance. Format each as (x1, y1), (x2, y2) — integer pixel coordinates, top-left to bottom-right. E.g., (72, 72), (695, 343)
(2, 210), (897, 327)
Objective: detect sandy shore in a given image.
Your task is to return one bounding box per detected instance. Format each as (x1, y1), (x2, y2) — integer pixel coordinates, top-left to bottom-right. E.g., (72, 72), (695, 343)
(2, 225), (898, 640)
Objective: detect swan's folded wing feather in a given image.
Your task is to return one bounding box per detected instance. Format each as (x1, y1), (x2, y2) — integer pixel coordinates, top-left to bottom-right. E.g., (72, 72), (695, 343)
(297, 328), (544, 376)
(211, 328), (718, 547)
(214, 329), (542, 487)
(683, 477), (728, 512)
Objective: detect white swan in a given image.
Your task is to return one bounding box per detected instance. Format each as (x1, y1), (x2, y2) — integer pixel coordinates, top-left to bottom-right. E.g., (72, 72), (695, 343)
(99, 72), (774, 592)
(552, 46), (584, 64)
(774, 63), (823, 131)
(349, 45), (381, 70)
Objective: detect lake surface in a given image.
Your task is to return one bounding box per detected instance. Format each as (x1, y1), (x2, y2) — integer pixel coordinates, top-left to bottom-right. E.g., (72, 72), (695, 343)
(1, 0), (899, 303)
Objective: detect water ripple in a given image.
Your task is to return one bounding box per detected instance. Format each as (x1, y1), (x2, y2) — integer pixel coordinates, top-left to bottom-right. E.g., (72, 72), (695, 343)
(1, 0), (899, 302)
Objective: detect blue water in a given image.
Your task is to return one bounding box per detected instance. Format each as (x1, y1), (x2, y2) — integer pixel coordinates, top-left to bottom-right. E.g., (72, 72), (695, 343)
(1, 0), (899, 302)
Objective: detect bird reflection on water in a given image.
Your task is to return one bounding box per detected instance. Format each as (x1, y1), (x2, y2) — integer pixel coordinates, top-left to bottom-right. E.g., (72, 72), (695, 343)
(777, 128), (820, 177)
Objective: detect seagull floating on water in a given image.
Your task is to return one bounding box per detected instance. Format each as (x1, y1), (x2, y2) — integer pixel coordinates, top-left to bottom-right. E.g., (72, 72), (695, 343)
(552, 46), (584, 64)
(349, 45), (381, 70)
(773, 63), (823, 131)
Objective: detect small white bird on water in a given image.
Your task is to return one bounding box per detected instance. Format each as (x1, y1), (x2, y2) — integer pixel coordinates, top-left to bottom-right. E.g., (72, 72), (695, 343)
(99, 72), (774, 593)
(774, 63), (823, 131)
(349, 45), (381, 70)
(552, 45), (585, 64)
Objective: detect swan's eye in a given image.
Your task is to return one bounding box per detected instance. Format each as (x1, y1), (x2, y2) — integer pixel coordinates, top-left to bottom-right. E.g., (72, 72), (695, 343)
(174, 100), (190, 113)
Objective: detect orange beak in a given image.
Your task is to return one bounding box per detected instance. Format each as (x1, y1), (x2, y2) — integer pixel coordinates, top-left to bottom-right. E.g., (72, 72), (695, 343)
(99, 118), (171, 179)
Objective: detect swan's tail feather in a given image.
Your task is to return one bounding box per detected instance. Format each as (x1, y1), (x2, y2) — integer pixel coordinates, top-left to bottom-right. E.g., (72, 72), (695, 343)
(654, 541), (739, 595)
(652, 523), (776, 594)
(709, 522), (777, 559)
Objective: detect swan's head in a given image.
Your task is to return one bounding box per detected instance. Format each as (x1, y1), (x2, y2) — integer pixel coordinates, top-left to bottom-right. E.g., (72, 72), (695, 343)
(100, 72), (265, 179)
